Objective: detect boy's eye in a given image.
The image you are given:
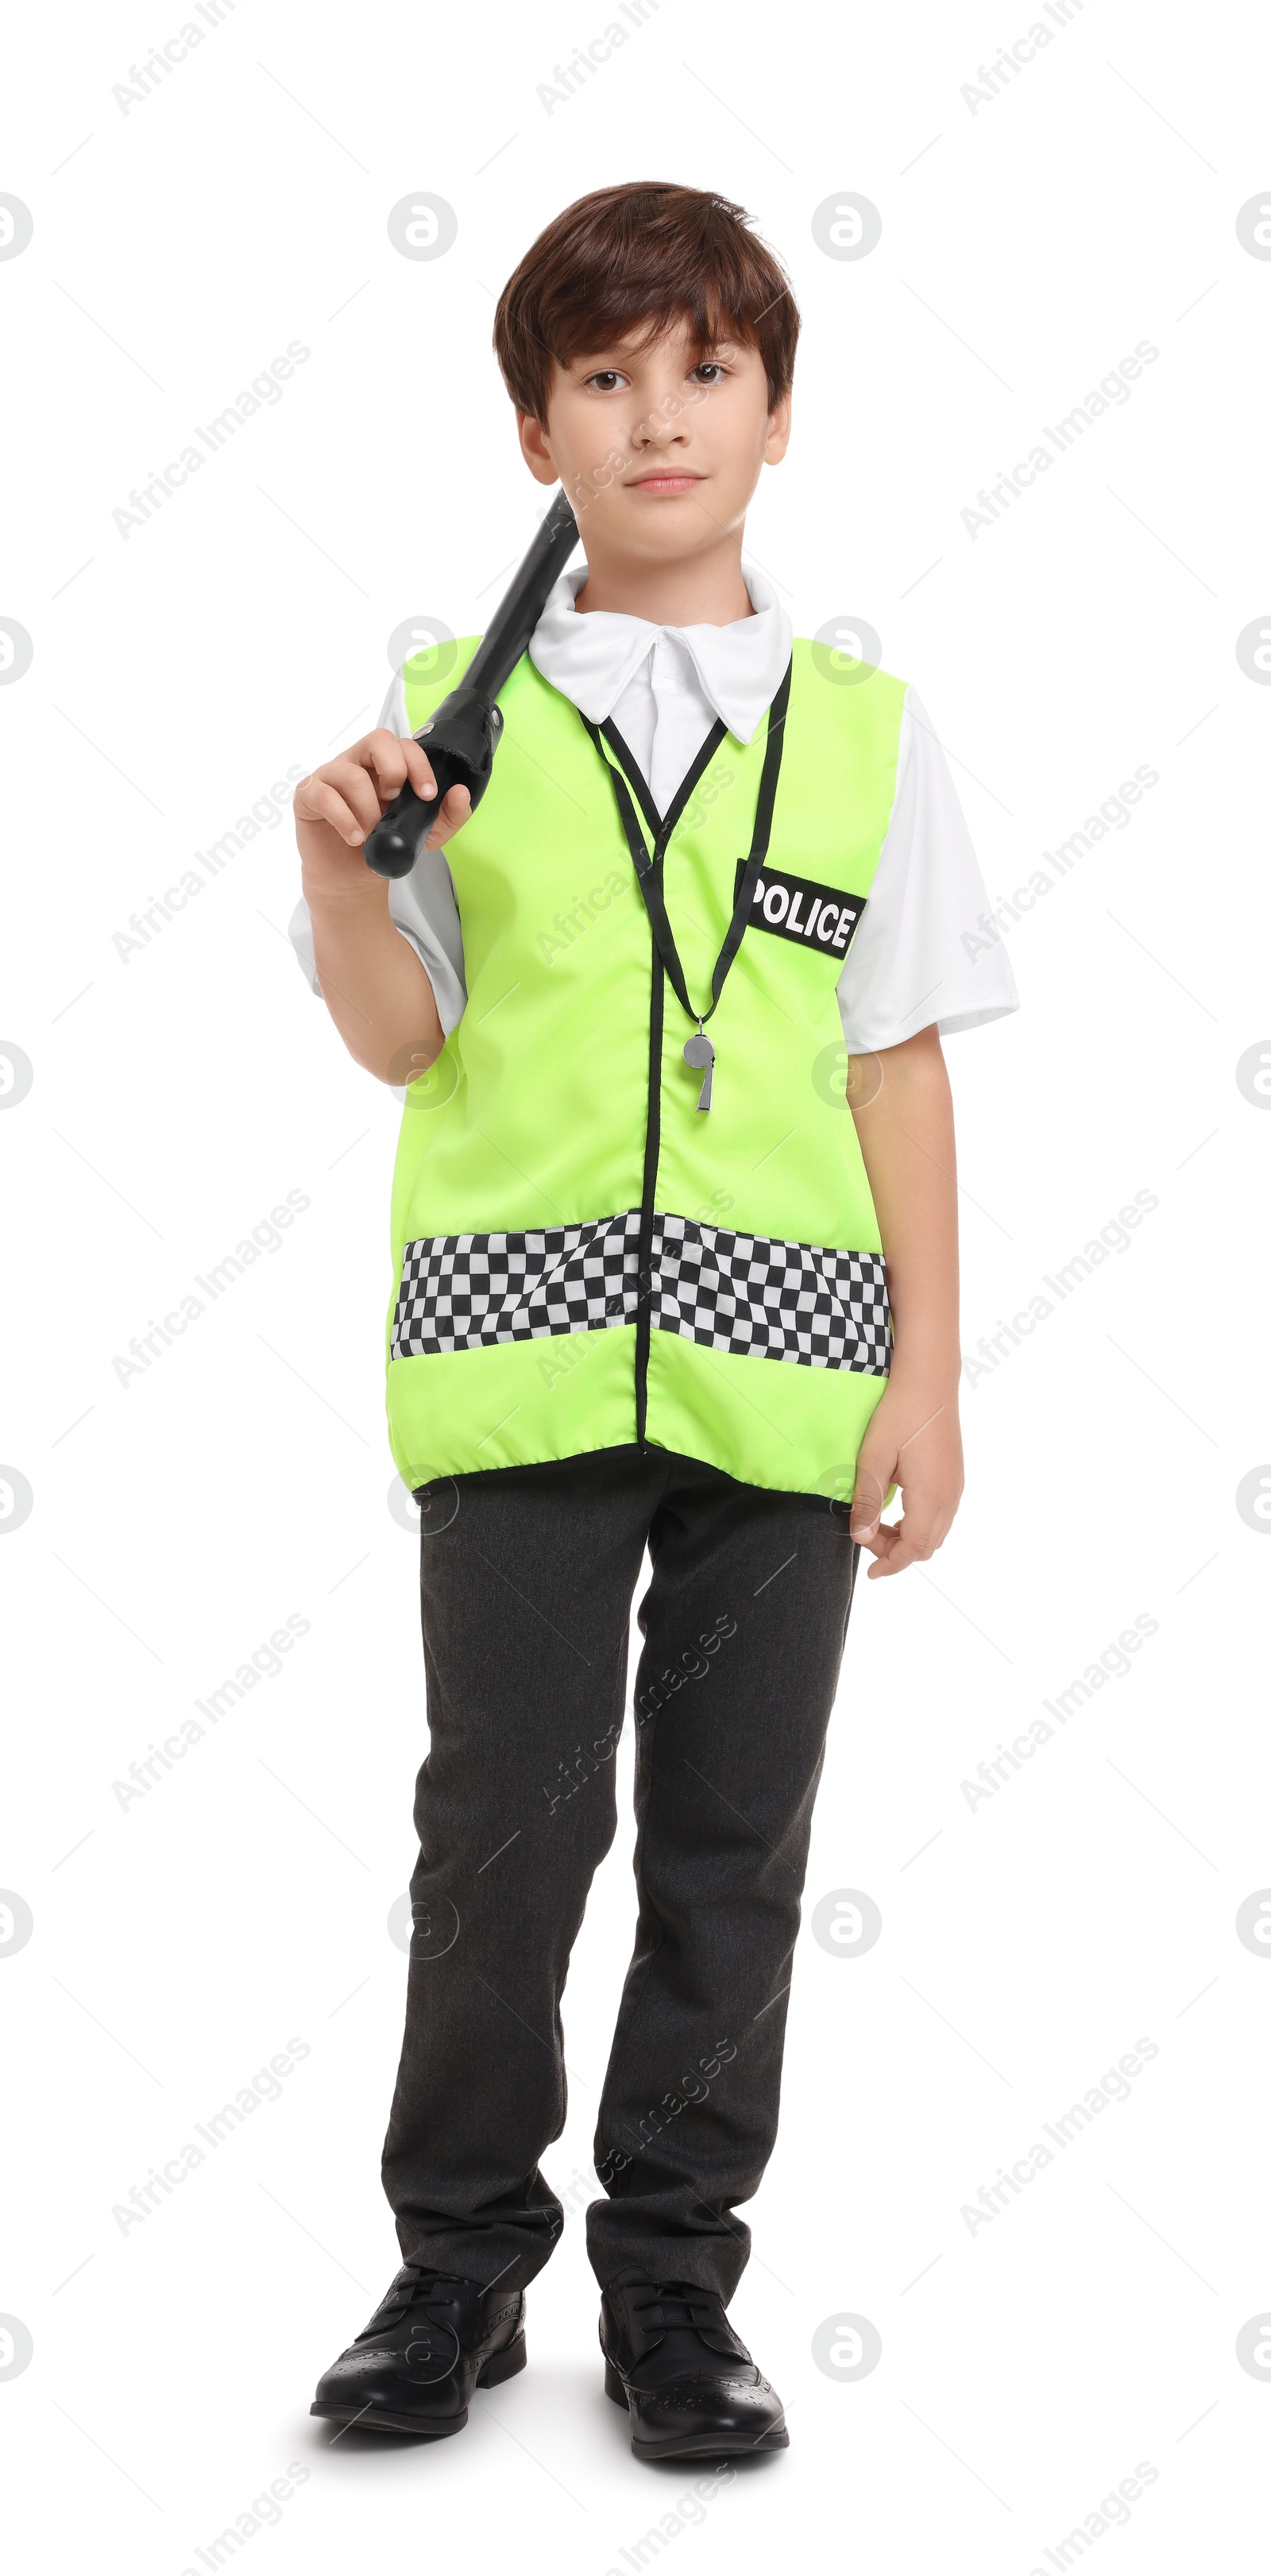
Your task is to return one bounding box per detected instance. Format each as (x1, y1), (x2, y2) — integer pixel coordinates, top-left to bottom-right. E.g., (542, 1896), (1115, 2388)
(691, 361), (727, 384)
(585, 370), (628, 392)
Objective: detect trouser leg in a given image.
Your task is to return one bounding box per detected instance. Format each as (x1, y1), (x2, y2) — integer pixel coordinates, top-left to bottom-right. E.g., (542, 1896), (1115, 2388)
(380, 1450), (666, 2289)
(587, 1458), (860, 2300)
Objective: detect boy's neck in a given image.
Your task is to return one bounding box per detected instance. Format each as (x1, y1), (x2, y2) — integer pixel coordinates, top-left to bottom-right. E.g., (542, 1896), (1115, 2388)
(573, 535), (755, 629)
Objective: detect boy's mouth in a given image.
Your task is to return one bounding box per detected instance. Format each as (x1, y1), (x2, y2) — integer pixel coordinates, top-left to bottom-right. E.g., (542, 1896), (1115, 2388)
(627, 470), (705, 493)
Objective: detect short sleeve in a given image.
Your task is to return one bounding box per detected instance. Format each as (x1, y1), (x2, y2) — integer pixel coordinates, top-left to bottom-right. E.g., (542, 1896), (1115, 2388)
(287, 669), (469, 1037)
(835, 687), (1019, 1052)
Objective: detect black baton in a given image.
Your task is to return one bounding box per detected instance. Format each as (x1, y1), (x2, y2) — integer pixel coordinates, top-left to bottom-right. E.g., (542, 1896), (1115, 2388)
(365, 489), (581, 879)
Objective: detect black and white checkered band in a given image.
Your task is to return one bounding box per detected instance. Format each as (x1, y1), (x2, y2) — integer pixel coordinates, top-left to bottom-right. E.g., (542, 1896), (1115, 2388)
(393, 1210), (642, 1359)
(392, 1209), (890, 1373)
(653, 1211), (890, 1370)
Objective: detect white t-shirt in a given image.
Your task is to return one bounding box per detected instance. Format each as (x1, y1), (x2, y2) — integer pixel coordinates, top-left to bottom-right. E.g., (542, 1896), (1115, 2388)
(288, 560), (1018, 1052)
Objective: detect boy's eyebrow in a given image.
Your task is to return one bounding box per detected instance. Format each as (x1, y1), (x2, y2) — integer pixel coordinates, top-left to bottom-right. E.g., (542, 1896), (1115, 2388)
(567, 332), (742, 371)
(567, 338), (663, 365)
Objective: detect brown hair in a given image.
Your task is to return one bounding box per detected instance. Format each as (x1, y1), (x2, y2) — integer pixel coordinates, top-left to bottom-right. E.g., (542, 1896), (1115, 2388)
(493, 181), (799, 423)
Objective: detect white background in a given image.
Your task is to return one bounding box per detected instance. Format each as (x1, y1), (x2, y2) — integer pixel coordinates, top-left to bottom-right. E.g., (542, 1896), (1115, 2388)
(2, 0), (1270, 2568)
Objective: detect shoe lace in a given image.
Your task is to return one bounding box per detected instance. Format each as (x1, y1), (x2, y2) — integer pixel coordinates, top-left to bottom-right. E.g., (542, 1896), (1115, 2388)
(628, 2282), (723, 2336)
(391, 2269), (464, 2308)
(368, 2269), (466, 2334)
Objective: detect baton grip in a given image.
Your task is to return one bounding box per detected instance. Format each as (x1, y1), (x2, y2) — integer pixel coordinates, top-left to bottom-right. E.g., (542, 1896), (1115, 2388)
(363, 746), (479, 880)
(364, 689), (500, 879)
(365, 491), (579, 880)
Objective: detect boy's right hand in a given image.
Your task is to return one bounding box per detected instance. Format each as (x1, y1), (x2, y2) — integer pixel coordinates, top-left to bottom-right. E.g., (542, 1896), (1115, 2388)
(293, 728), (473, 900)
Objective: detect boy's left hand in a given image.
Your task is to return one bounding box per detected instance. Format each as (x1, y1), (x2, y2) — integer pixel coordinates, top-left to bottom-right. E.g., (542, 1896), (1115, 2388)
(848, 1384), (964, 1578)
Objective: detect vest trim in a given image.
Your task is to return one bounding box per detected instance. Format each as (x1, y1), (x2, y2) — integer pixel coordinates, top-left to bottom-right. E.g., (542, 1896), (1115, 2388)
(392, 1208), (890, 1373)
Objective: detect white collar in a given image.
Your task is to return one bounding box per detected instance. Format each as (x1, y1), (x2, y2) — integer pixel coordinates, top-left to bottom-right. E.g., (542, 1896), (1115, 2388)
(527, 555), (793, 745)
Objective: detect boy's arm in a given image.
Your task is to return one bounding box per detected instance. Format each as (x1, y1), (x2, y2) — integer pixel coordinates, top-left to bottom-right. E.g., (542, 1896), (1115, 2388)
(293, 728), (471, 1084)
(846, 1023), (964, 1577)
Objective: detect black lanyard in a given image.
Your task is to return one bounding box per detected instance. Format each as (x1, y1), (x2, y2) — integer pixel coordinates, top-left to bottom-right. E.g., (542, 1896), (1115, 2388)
(582, 655), (793, 1110)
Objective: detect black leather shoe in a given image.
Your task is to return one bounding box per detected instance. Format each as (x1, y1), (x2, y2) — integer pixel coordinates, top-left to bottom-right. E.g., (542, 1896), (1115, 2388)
(311, 2266), (526, 2439)
(601, 2273), (788, 2461)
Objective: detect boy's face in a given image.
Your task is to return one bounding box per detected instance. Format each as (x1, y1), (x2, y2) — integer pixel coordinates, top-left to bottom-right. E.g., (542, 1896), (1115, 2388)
(518, 319), (790, 569)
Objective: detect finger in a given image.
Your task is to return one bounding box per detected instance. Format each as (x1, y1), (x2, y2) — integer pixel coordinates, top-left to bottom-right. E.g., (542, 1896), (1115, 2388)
(295, 777), (369, 847)
(327, 751), (396, 834)
(853, 1524), (891, 1562)
(300, 757), (384, 840)
(423, 783), (473, 850)
(867, 1517), (937, 1578)
(848, 1454), (890, 1543)
(360, 728), (438, 808)
(865, 1526), (914, 1578)
(397, 735), (440, 805)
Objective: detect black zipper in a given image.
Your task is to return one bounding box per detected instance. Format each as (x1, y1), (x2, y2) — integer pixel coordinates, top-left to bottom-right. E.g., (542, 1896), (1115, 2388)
(583, 702), (796, 1454)
(634, 943), (663, 1449)
(599, 720), (731, 1452)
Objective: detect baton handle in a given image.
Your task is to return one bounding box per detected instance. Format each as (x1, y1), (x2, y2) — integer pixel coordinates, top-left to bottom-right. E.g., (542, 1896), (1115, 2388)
(364, 489), (580, 881)
(363, 690), (501, 880)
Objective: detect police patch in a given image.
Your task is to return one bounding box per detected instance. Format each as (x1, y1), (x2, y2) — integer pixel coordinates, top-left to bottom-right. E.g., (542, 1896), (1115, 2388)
(732, 859), (866, 957)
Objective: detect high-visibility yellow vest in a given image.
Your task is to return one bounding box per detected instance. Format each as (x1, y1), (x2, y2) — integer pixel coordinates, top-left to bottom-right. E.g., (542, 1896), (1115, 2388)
(386, 637), (908, 1500)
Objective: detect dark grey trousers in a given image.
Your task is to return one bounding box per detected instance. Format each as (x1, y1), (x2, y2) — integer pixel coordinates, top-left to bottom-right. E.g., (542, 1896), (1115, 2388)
(380, 1446), (861, 2300)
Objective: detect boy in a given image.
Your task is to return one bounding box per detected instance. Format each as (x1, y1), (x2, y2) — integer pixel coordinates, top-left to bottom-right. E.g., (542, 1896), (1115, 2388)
(289, 181), (1017, 2461)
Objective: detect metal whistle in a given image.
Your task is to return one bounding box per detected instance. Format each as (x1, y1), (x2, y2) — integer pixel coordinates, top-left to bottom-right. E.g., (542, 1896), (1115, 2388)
(682, 1026), (715, 1113)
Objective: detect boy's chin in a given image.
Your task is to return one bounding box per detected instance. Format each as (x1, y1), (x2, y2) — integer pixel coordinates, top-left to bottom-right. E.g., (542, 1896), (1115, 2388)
(605, 506), (733, 562)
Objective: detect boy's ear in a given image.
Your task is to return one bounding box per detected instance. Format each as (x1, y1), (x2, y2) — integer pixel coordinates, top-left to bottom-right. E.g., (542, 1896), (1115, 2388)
(517, 409), (558, 486)
(764, 392), (792, 467)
